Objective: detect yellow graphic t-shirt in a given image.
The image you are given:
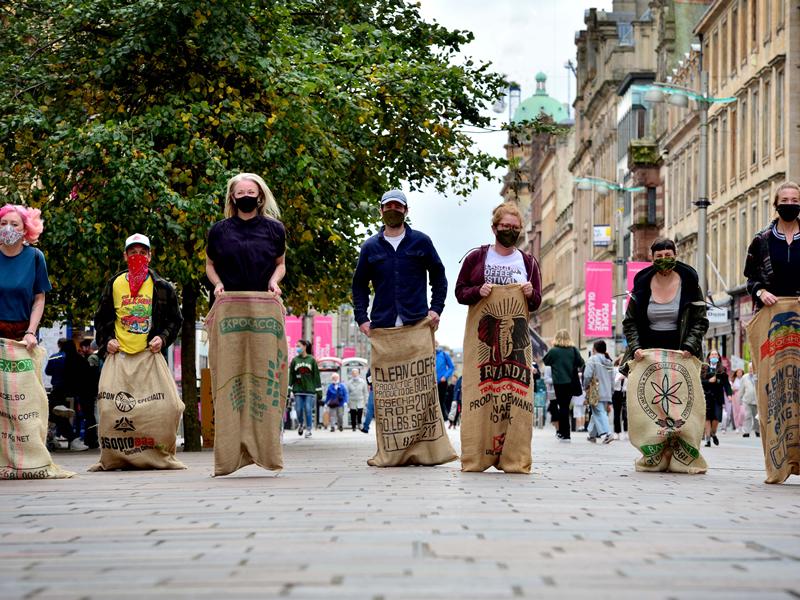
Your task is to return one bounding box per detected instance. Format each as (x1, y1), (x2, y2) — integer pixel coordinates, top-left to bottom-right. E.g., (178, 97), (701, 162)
(113, 274), (154, 354)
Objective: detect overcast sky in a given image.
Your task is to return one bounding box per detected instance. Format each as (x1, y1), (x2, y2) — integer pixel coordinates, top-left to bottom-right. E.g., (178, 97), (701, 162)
(409, 0), (613, 349)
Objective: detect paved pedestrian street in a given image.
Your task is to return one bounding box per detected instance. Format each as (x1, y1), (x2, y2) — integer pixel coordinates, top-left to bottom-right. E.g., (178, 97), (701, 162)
(1, 429), (798, 600)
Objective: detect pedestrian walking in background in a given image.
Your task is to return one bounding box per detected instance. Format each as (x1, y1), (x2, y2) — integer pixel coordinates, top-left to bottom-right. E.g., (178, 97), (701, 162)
(572, 388), (586, 433)
(448, 375), (462, 428)
(740, 363), (759, 438)
(621, 238), (708, 374)
(724, 367), (744, 432)
(436, 344), (455, 419)
(325, 373), (348, 432)
(612, 358), (628, 440)
(346, 368), (368, 431)
(288, 339), (322, 438)
(744, 181), (800, 309)
(583, 340), (615, 444)
(543, 329), (583, 443)
(45, 339), (89, 451)
(702, 349), (731, 447)
(0, 204), (49, 349)
(360, 369), (374, 434)
(77, 338), (100, 450)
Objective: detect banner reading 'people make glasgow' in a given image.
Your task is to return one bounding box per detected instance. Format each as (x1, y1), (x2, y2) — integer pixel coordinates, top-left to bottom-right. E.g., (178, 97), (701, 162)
(584, 261), (613, 338)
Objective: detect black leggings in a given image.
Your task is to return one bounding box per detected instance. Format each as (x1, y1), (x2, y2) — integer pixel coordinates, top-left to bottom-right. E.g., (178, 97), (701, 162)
(553, 383), (573, 440)
(612, 391), (627, 434)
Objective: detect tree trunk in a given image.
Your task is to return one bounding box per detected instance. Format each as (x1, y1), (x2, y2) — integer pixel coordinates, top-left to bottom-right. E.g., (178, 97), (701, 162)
(181, 280), (202, 451)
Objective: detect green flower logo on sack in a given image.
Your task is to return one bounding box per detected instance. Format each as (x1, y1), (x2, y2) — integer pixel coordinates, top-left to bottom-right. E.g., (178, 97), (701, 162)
(220, 317), (284, 337)
(0, 358), (34, 373)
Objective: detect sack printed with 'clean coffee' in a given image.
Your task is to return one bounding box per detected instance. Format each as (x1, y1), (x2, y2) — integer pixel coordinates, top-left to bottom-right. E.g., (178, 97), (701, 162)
(206, 292), (288, 476)
(0, 339), (74, 479)
(627, 349), (707, 474)
(368, 318), (457, 467)
(746, 299), (800, 484)
(460, 284), (534, 473)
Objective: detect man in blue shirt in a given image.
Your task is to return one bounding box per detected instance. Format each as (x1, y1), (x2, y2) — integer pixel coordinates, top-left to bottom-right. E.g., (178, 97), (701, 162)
(352, 189), (447, 334)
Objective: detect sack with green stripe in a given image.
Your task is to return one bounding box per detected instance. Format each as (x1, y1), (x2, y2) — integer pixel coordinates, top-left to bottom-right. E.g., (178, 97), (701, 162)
(0, 339), (74, 480)
(626, 349), (707, 474)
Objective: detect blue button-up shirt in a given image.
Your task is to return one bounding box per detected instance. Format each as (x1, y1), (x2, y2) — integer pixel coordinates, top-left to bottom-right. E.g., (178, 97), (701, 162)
(352, 225), (447, 329)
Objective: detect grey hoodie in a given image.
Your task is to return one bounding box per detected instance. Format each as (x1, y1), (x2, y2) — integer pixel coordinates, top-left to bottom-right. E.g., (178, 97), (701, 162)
(583, 354), (614, 402)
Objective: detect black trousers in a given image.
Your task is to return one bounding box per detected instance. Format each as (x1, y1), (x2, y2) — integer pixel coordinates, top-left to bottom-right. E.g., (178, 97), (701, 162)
(612, 390), (627, 434)
(349, 408), (363, 430)
(553, 383), (573, 440)
(80, 396), (98, 448)
(438, 380), (450, 420)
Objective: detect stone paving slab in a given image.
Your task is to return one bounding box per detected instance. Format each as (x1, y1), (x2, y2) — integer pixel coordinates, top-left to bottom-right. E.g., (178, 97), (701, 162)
(0, 428), (798, 599)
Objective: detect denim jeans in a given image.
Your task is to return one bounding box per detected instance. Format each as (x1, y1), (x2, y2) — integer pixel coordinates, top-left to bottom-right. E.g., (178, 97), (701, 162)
(587, 402), (611, 438)
(362, 390), (375, 432)
(294, 393), (315, 429)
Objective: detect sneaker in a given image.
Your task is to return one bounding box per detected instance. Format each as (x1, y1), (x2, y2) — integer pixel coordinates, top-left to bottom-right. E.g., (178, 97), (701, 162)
(54, 435), (68, 442)
(742, 433), (750, 438)
(712, 434), (719, 446)
(53, 405), (75, 418)
(612, 433), (620, 441)
(338, 426), (343, 432)
(704, 438), (711, 447)
(69, 438), (89, 451)
(360, 428), (369, 434)
(298, 426), (304, 436)
(602, 434), (614, 444)
(587, 436), (597, 444)
(755, 431), (761, 438)
(304, 430), (312, 438)
(330, 427), (335, 432)
(559, 438), (571, 443)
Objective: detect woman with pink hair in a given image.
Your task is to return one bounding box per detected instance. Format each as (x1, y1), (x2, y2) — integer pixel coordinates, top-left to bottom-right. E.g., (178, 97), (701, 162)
(0, 204), (51, 350)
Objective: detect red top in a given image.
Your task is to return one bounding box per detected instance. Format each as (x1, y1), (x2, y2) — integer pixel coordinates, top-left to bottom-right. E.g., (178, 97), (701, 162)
(455, 245), (542, 312)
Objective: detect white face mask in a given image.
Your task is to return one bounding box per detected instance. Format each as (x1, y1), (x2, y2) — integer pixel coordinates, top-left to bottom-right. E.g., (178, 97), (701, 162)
(0, 224), (24, 246)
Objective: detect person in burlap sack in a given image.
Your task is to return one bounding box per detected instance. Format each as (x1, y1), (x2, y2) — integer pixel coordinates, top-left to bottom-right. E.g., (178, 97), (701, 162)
(92, 233), (185, 470)
(352, 189), (456, 467)
(455, 201), (542, 473)
(205, 173), (288, 476)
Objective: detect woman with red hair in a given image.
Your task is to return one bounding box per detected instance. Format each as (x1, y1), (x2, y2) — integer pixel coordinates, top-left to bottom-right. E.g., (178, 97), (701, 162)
(0, 204), (50, 350)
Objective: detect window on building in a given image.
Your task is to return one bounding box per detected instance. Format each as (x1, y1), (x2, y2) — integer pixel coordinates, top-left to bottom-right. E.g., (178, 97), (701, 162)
(694, 145), (700, 206)
(680, 156), (686, 216)
(776, 68), (784, 150)
(720, 218), (728, 287)
(618, 22), (634, 46)
(739, 208), (747, 278)
(647, 187), (657, 225)
(751, 87), (758, 166)
(711, 121), (718, 193)
(777, 0), (785, 29)
(741, 0), (749, 58)
(740, 96), (747, 173)
(712, 31), (719, 93)
(750, 0), (758, 49)
(762, 191), (770, 225)
(687, 149), (694, 212)
(729, 213), (736, 285)
(763, 78), (770, 159)
(720, 113), (728, 186)
(764, 0), (771, 42)
(731, 6), (738, 70)
(752, 201), (759, 237)
(730, 105), (738, 179)
(711, 224), (718, 281)
(721, 19), (728, 84)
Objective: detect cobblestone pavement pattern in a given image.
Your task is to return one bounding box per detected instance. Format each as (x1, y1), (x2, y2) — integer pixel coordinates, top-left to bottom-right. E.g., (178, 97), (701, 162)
(1, 429), (798, 599)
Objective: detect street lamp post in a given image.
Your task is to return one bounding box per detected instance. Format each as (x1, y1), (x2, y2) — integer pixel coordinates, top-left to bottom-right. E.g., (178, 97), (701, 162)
(575, 176), (645, 354)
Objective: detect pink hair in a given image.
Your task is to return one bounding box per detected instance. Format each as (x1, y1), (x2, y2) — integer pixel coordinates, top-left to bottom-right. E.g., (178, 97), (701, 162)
(0, 204), (44, 243)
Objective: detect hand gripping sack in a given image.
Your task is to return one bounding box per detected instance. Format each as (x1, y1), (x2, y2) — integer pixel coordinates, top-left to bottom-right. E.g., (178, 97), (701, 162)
(0, 339), (74, 479)
(626, 349), (707, 474)
(90, 351), (186, 471)
(460, 284), (534, 473)
(368, 318), (457, 467)
(206, 292), (288, 476)
(745, 299), (800, 484)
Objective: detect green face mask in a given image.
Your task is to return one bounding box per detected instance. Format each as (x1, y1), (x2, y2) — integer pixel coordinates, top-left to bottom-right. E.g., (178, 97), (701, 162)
(653, 257), (676, 273)
(496, 229), (521, 248)
(382, 209), (405, 228)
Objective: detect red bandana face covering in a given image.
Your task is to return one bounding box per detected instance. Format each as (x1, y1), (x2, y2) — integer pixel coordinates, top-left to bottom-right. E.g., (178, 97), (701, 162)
(126, 254), (150, 296)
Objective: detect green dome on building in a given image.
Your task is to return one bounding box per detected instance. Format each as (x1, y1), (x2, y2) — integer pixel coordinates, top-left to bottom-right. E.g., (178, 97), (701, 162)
(511, 73), (569, 124)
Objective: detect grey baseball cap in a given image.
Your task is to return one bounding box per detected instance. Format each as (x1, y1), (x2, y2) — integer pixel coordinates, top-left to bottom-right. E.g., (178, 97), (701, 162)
(380, 189), (408, 206)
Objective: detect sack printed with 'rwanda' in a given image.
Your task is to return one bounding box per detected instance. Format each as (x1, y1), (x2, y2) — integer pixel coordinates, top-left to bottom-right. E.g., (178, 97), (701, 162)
(627, 349), (707, 474)
(206, 292), (288, 476)
(368, 318), (457, 467)
(90, 350), (186, 471)
(746, 298), (800, 484)
(460, 284), (534, 473)
(0, 339), (74, 479)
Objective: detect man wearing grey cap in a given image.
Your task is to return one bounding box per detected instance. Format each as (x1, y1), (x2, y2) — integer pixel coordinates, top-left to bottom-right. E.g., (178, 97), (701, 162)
(352, 190), (447, 334)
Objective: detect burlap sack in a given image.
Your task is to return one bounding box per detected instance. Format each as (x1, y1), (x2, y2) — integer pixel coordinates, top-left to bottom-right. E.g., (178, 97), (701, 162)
(90, 351), (186, 471)
(627, 349), (707, 474)
(0, 339), (74, 479)
(460, 285), (534, 473)
(368, 318), (457, 467)
(745, 298), (800, 484)
(206, 292), (288, 476)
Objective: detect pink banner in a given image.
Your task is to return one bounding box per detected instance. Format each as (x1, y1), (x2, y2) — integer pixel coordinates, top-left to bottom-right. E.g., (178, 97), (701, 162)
(342, 346), (356, 359)
(625, 262), (651, 309)
(314, 316), (333, 358)
(285, 316), (303, 352)
(584, 261), (613, 338)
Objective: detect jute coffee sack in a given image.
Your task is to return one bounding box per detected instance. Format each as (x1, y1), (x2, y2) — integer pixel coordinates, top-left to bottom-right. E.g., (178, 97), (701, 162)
(206, 292), (288, 476)
(745, 299), (800, 484)
(460, 285), (533, 473)
(0, 339), (74, 479)
(368, 318), (456, 467)
(90, 351), (186, 471)
(627, 349), (707, 474)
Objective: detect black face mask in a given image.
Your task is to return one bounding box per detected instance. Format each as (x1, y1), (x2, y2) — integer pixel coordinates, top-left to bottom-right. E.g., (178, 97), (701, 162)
(496, 229), (520, 248)
(776, 203), (800, 223)
(235, 195), (259, 213)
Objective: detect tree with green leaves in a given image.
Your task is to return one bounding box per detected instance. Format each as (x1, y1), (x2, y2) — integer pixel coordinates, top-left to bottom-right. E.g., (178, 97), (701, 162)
(0, 0), (506, 450)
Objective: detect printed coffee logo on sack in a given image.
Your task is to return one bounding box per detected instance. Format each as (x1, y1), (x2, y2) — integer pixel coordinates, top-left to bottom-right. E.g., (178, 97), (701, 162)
(476, 298), (532, 391)
(220, 317), (283, 337)
(113, 417), (136, 432)
(0, 358), (34, 373)
(100, 436), (159, 456)
(636, 362), (695, 430)
(760, 312), (800, 360)
(114, 392), (136, 413)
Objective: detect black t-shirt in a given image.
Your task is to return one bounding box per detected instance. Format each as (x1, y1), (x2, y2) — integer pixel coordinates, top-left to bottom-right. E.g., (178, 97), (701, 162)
(768, 225), (800, 297)
(207, 215), (286, 292)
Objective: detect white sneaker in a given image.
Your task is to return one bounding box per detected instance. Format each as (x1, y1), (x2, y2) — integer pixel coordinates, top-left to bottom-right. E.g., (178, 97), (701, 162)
(53, 405), (75, 418)
(304, 431), (312, 438)
(69, 438), (89, 451)
(602, 434), (614, 444)
(612, 433), (620, 441)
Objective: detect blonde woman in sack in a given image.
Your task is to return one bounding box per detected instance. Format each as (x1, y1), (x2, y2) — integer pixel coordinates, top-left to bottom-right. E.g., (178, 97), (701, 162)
(583, 340), (615, 444)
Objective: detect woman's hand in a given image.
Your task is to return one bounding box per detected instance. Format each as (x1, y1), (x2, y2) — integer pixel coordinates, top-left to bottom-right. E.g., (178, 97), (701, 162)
(681, 350), (692, 359)
(268, 279), (282, 296)
(634, 349), (645, 361)
(521, 282), (533, 298)
(23, 332), (37, 351)
(479, 283), (493, 298)
(213, 282), (225, 298)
